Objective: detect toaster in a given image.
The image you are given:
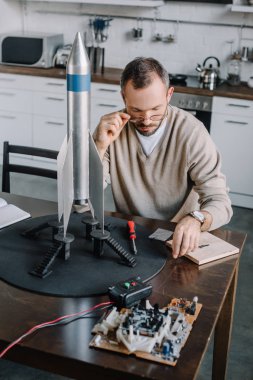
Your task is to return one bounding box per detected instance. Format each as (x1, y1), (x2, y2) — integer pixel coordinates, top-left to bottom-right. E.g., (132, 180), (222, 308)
(53, 44), (72, 67)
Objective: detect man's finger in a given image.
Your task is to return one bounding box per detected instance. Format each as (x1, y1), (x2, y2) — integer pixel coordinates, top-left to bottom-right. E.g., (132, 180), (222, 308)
(106, 124), (118, 135)
(187, 235), (196, 253)
(119, 112), (130, 120)
(172, 228), (184, 258)
(194, 235), (200, 251)
(119, 113), (130, 129)
(179, 233), (191, 257)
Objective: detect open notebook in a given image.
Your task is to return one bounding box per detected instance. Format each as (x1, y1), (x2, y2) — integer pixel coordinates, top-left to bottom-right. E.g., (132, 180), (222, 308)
(0, 198), (31, 229)
(167, 231), (239, 265)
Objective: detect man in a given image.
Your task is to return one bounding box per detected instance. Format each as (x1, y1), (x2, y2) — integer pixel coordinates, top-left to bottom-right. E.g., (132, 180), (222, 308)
(93, 57), (232, 259)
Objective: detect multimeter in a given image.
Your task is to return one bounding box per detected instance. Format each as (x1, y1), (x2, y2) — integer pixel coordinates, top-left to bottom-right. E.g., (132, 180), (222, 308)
(108, 276), (152, 308)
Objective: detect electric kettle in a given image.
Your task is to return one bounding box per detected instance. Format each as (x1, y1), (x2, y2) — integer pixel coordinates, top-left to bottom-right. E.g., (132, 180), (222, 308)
(196, 56), (220, 90)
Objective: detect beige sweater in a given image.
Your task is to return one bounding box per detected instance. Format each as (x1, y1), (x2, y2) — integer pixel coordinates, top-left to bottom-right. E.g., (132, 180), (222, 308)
(103, 106), (232, 230)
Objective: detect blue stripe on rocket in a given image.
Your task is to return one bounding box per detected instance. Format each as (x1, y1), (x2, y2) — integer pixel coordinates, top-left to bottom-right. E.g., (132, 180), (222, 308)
(67, 74), (91, 92)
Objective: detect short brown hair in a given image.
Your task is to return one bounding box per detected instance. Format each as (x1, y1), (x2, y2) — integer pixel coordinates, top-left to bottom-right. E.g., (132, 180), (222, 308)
(120, 57), (169, 91)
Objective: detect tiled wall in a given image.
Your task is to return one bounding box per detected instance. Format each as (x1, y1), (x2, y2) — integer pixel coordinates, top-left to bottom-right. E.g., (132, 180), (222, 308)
(1, 1), (253, 81)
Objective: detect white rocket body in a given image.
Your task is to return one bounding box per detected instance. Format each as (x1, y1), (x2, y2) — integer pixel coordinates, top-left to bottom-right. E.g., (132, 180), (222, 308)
(67, 32), (90, 204)
(64, 32), (104, 231)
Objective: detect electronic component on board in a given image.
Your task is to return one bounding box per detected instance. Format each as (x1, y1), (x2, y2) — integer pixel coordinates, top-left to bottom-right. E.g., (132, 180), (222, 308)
(90, 296), (202, 366)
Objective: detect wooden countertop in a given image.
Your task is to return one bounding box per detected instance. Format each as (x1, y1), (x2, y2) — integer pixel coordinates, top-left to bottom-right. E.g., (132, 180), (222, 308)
(0, 64), (122, 83)
(0, 64), (67, 79)
(0, 64), (253, 100)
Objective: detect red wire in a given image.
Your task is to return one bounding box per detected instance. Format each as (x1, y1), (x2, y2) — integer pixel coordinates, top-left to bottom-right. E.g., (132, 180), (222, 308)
(0, 301), (114, 359)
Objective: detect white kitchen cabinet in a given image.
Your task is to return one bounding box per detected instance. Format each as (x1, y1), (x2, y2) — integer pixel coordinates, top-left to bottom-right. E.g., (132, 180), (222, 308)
(33, 91), (66, 118)
(91, 82), (124, 133)
(0, 75), (33, 164)
(0, 73), (34, 90)
(211, 97), (253, 117)
(230, 5), (253, 13)
(33, 115), (66, 168)
(210, 96), (253, 208)
(0, 88), (32, 114)
(31, 77), (66, 94)
(25, 0), (164, 7)
(0, 74), (67, 169)
(0, 111), (32, 161)
(0, 74), (124, 169)
(33, 116), (67, 151)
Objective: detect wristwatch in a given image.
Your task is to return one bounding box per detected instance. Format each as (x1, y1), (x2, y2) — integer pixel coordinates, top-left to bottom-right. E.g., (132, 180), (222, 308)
(189, 211), (206, 225)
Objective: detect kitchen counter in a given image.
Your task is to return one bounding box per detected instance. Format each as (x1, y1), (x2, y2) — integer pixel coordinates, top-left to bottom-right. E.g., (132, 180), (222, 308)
(212, 81), (253, 101)
(0, 64), (253, 100)
(0, 64), (67, 80)
(0, 64), (122, 83)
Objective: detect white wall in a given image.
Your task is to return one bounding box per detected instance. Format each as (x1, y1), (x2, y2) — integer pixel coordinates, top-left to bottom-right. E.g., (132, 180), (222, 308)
(1, 1), (253, 81)
(0, 0), (22, 33)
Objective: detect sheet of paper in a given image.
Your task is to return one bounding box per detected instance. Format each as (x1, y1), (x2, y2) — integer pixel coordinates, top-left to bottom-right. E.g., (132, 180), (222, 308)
(0, 198), (7, 208)
(149, 228), (173, 242)
(0, 204), (30, 229)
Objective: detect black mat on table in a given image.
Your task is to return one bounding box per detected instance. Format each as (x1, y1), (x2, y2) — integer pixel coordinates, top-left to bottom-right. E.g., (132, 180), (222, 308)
(0, 213), (168, 297)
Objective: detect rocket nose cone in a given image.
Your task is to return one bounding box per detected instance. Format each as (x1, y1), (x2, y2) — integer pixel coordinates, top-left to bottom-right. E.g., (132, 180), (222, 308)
(67, 32), (90, 75)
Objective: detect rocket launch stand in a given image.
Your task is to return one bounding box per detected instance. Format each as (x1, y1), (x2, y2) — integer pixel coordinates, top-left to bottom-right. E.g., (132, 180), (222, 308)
(83, 214), (136, 267)
(24, 211), (136, 279)
(22, 218), (75, 278)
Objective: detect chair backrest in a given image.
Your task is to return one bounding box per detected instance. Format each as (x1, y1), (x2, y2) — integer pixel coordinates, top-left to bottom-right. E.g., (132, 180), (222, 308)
(2, 141), (58, 193)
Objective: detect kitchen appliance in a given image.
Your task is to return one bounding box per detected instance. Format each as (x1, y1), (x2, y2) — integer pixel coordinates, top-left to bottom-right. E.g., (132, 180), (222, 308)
(0, 33), (63, 68)
(53, 44), (72, 67)
(247, 76), (253, 88)
(171, 92), (212, 133)
(227, 51), (241, 86)
(169, 75), (213, 133)
(241, 46), (249, 62)
(196, 56), (220, 90)
(169, 74), (187, 85)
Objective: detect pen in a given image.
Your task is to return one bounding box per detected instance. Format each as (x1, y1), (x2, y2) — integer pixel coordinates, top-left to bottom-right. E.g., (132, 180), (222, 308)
(199, 244), (209, 248)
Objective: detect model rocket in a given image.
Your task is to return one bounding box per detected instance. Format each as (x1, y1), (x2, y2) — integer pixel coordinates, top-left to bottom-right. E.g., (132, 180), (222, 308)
(60, 32), (104, 233)
(67, 32), (90, 204)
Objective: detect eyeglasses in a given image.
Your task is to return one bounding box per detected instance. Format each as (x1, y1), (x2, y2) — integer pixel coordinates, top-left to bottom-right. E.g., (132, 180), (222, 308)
(129, 114), (165, 124)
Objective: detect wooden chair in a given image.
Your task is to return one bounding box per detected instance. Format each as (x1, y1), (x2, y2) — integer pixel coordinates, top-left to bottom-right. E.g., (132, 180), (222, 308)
(2, 141), (58, 193)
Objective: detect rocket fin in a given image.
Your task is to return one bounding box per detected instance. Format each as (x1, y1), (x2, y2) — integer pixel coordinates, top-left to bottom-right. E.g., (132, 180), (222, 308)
(57, 135), (68, 222)
(57, 133), (74, 237)
(89, 133), (104, 232)
(62, 134), (74, 237)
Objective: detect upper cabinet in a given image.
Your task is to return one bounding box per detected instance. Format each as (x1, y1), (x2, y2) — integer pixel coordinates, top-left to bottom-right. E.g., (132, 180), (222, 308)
(25, 0), (236, 5)
(230, 5), (253, 12)
(25, 0), (165, 6)
(167, 0), (232, 3)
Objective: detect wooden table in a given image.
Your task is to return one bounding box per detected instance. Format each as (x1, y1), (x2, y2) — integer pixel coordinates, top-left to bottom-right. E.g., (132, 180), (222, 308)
(0, 193), (246, 380)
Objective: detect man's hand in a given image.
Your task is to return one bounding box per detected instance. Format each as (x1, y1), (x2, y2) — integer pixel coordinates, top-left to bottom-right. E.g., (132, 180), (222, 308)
(93, 112), (130, 159)
(166, 210), (212, 259)
(170, 216), (201, 259)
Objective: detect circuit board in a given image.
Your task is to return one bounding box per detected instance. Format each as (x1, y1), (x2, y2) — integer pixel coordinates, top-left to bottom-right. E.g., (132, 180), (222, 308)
(89, 297), (202, 366)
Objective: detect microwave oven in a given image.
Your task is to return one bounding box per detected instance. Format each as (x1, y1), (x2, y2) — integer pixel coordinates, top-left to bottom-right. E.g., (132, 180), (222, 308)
(0, 33), (64, 68)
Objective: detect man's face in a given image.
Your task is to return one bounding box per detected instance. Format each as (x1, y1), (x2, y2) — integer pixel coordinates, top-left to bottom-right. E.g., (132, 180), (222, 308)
(122, 74), (174, 136)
